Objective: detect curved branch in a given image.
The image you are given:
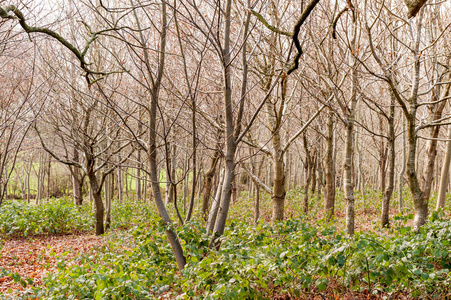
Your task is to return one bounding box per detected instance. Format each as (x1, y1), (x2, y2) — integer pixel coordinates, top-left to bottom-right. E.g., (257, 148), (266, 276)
(0, 5), (111, 85)
(249, 9), (292, 36)
(332, 7), (349, 39)
(286, 0), (321, 75)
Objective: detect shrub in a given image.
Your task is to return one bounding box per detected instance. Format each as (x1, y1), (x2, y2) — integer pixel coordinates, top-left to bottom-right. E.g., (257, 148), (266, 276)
(0, 199), (93, 237)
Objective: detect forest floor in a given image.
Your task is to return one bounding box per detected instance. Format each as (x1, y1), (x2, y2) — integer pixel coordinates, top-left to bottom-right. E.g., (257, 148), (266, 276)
(1, 228), (414, 300)
(0, 234), (103, 294)
(0, 210), (427, 299)
(0, 231), (415, 300)
(1, 193), (449, 299)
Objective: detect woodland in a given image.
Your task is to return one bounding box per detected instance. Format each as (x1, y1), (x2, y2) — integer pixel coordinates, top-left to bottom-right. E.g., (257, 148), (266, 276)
(0, 0), (451, 299)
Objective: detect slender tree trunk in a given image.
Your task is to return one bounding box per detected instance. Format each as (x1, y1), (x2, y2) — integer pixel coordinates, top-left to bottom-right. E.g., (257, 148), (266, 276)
(136, 150), (142, 201)
(303, 133), (311, 213)
(124, 169), (128, 197)
(210, 0), (238, 247)
(344, 120), (356, 235)
(254, 185), (260, 225)
(168, 143), (176, 205)
(36, 151), (44, 205)
(355, 105), (365, 196)
(72, 148), (81, 206)
(325, 109), (335, 219)
(202, 150), (220, 219)
(421, 83), (450, 207)
(185, 97), (197, 222)
(26, 165), (30, 204)
(118, 167), (123, 203)
(317, 153), (323, 200)
(379, 116), (388, 193)
(231, 175), (237, 205)
(399, 118), (406, 211)
(182, 150), (189, 213)
(148, 91), (186, 270)
(310, 150), (317, 195)
(421, 119), (445, 205)
(437, 124), (451, 210)
(132, 0), (186, 270)
(381, 96), (395, 228)
(105, 172), (112, 230)
(46, 155), (51, 200)
(143, 173), (148, 202)
(87, 164), (104, 235)
(406, 113), (426, 228)
(206, 170), (225, 233)
(272, 151), (285, 221)
(165, 141), (173, 205)
(343, 18), (358, 236)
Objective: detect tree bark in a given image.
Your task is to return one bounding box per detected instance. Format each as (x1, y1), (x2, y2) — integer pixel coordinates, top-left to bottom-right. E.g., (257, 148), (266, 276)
(406, 112), (426, 228)
(206, 170), (225, 234)
(165, 142), (174, 205)
(272, 151), (285, 221)
(303, 133), (312, 214)
(210, 0), (238, 248)
(437, 125), (451, 210)
(136, 150), (142, 201)
(421, 81), (450, 208)
(381, 94), (395, 228)
(324, 109), (335, 219)
(117, 168), (123, 203)
(254, 185), (260, 225)
(72, 148), (81, 206)
(399, 115), (406, 212)
(87, 163), (104, 235)
(344, 119), (355, 235)
(133, 0), (186, 270)
(202, 150), (220, 219)
(105, 171), (112, 230)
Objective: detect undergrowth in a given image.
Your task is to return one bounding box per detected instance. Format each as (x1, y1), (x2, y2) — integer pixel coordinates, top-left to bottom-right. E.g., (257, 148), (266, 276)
(0, 199), (157, 237)
(0, 199), (93, 237)
(1, 191), (451, 299)
(3, 213), (450, 299)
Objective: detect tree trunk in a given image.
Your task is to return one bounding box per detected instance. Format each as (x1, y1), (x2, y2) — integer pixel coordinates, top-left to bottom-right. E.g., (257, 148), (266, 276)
(26, 167), (30, 204)
(210, 0), (238, 248)
(381, 95), (395, 227)
(406, 113), (426, 228)
(317, 152), (323, 200)
(165, 142), (174, 205)
(105, 172), (112, 230)
(324, 109), (335, 219)
(136, 150), (142, 201)
(72, 148), (81, 206)
(272, 151), (285, 221)
(421, 82), (450, 208)
(117, 168), (123, 203)
(182, 150), (189, 213)
(344, 18), (358, 236)
(310, 150), (317, 195)
(148, 89), (186, 270)
(46, 154), (51, 200)
(202, 150), (220, 219)
(132, 0), (186, 270)
(87, 166), (104, 235)
(437, 124), (451, 210)
(344, 120), (355, 235)
(303, 133), (312, 214)
(206, 170), (225, 233)
(36, 151), (45, 205)
(254, 185), (260, 225)
(399, 117), (406, 211)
